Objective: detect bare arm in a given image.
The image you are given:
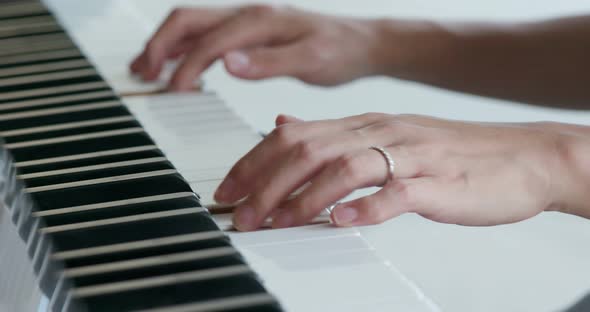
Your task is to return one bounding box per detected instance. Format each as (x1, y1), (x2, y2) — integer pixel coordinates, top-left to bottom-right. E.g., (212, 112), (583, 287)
(132, 7), (590, 108)
(378, 16), (590, 109)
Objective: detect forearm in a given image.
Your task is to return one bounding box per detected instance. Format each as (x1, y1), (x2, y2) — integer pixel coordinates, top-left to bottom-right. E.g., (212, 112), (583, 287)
(373, 16), (590, 109)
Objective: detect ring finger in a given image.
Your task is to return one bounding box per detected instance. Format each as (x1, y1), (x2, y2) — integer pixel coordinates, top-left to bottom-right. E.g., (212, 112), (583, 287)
(272, 144), (427, 228)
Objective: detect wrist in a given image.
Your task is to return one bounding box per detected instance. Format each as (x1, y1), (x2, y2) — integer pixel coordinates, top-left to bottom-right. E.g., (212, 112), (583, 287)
(367, 18), (452, 79)
(550, 132), (590, 219)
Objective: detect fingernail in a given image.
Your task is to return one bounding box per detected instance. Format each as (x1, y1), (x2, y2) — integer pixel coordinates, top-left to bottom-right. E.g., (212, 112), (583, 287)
(233, 206), (257, 231)
(332, 206), (358, 225)
(272, 210), (294, 228)
(225, 51), (250, 73)
(214, 178), (236, 203)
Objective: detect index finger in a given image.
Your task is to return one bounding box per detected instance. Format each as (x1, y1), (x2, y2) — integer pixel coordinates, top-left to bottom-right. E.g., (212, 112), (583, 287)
(131, 7), (236, 80)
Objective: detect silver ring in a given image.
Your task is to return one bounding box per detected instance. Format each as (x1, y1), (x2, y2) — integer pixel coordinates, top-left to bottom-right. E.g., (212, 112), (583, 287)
(369, 146), (395, 185)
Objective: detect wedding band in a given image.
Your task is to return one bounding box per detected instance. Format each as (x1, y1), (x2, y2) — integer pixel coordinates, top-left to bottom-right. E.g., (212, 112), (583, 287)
(369, 146), (395, 185)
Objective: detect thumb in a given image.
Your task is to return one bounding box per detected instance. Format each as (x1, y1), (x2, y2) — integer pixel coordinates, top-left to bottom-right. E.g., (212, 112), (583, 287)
(331, 178), (435, 226)
(223, 44), (304, 80)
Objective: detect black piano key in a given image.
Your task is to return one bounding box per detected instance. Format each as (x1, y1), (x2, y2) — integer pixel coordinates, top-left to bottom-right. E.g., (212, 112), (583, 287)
(15, 147), (163, 174)
(0, 68), (101, 93)
(70, 249), (245, 287)
(127, 294), (283, 312)
(0, 3), (49, 20)
(3, 119), (139, 143)
(0, 59), (92, 79)
(0, 21), (61, 40)
(0, 48), (82, 68)
(0, 104), (130, 131)
(10, 131), (154, 162)
(0, 89), (116, 114)
(31, 172), (193, 210)
(77, 268), (265, 312)
(24, 159), (174, 188)
(227, 304), (283, 312)
(4, 120), (140, 144)
(61, 232), (231, 268)
(0, 81), (109, 103)
(41, 192), (199, 227)
(48, 210), (216, 251)
(0, 34), (75, 57)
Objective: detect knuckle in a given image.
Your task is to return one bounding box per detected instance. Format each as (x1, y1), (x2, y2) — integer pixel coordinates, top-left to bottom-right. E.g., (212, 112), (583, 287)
(360, 112), (388, 121)
(241, 4), (276, 18)
(361, 203), (388, 224)
(336, 155), (364, 185)
(270, 124), (298, 146)
(292, 197), (316, 218)
(390, 182), (417, 212)
(168, 7), (189, 24)
(293, 140), (319, 162)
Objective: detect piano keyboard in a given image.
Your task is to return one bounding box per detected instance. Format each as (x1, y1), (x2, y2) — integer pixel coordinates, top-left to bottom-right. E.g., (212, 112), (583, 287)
(0, 1), (280, 311)
(1, 1), (439, 311)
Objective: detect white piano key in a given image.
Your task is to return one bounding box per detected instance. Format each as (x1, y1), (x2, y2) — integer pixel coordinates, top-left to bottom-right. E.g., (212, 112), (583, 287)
(213, 212), (332, 232)
(181, 166), (230, 184)
(235, 230), (435, 312)
(45, 0), (201, 95)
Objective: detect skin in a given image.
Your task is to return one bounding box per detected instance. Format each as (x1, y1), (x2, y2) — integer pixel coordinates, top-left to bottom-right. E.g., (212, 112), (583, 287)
(130, 5), (590, 231)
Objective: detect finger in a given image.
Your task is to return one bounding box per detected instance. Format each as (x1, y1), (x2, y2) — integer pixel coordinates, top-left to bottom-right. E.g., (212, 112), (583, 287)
(214, 113), (387, 204)
(130, 38), (194, 73)
(235, 124), (420, 230)
(223, 43), (310, 80)
(275, 114), (303, 127)
(130, 7), (235, 80)
(232, 128), (411, 231)
(331, 177), (437, 226)
(272, 145), (426, 228)
(169, 6), (305, 90)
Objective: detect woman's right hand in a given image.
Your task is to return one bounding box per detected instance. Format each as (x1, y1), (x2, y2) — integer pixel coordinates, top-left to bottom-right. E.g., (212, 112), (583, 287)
(130, 5), (397, 90)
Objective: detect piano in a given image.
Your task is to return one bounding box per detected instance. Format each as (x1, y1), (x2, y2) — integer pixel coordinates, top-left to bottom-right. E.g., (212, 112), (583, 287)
(0, 1), (437, 311)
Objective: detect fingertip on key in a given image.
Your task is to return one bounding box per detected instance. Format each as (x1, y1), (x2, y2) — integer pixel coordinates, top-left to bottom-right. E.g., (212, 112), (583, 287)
(271, 210), (294, 229)
(331, 205), (358, 226)
(233, 206), (257, 231)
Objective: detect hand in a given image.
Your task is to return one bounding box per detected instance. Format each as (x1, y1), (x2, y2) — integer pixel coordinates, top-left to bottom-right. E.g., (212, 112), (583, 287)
(130, 5), (387, 90)
(214, 113), (580, 231)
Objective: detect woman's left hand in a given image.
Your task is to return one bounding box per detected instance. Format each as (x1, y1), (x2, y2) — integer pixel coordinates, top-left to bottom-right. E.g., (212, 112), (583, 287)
(214, 113), (576, 231)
